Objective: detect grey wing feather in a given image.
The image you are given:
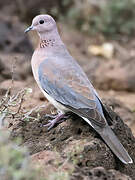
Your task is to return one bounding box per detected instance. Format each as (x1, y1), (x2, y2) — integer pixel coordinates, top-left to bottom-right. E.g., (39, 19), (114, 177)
(38, 59), (106, 127)
(38, 58), (133, 164)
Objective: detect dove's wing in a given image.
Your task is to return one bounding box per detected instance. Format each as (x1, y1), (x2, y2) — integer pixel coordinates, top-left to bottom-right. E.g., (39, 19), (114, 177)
(38, 56), (106, 127)
(38, 56), (133, 164)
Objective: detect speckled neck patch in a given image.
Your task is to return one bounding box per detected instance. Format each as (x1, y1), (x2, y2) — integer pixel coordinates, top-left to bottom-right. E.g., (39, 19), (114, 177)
(40, 39), (55, 48)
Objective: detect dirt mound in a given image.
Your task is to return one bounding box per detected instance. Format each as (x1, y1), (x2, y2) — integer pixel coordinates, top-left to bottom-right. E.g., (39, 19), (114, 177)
(11, 103), (135, 179)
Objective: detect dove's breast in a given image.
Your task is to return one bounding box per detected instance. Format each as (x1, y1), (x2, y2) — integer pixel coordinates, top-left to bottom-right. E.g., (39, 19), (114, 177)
(31, 50), (68, 113)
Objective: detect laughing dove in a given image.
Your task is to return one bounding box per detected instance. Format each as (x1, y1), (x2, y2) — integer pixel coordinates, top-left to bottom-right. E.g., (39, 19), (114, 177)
(25, 14), (133, 164)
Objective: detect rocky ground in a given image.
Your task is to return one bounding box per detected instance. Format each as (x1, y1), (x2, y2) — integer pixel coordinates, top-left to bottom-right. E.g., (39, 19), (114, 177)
(0, 11), (135, 180)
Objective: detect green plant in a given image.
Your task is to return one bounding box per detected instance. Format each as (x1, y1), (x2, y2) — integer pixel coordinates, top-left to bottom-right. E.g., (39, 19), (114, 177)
(47, 171), (70, 180)
(0, 131), (40, 180)
(63, 0), (135, 38)
(92, 0), (135, 37)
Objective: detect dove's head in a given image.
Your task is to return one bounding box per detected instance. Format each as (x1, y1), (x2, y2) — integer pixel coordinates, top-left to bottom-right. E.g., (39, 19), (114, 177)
(25, 14), (57, 34)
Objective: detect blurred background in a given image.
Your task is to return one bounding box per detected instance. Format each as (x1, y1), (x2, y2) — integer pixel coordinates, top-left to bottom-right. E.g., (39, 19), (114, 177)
(1, 0), (135, 130)
(0, 1), (135, 179)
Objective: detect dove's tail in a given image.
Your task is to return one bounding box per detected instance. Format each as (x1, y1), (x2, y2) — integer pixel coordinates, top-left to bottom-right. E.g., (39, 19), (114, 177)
(82, 117), (133, 164)
(97, 125), (133, 164)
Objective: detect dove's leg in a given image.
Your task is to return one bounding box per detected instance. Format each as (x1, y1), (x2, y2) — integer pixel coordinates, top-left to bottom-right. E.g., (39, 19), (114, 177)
(44, 114), (58, 119)
(44, 112), (69, 130)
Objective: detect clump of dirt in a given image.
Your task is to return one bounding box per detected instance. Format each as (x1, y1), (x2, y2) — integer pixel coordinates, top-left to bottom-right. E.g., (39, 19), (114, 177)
(11, 103), (135, 179)
(72, 166), (131, 180)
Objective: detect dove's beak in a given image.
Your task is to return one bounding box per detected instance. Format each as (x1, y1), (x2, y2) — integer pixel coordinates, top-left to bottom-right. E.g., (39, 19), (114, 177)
(24, 26), (33, 33)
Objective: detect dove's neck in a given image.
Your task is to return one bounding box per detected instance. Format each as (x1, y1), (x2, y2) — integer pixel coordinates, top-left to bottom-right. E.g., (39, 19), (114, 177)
(38, 28), (64, 50)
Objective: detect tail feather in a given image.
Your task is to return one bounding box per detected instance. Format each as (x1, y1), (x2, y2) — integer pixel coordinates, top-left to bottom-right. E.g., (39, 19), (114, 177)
(82, 117), (133, 164)
(98, 125), (133, 164)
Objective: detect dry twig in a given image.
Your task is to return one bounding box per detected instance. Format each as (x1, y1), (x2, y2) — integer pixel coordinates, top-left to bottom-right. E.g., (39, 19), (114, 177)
(0, 88), (46, 128)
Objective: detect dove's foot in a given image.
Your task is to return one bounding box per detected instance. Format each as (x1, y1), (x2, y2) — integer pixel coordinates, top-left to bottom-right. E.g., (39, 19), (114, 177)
(44, 113), (69, 130)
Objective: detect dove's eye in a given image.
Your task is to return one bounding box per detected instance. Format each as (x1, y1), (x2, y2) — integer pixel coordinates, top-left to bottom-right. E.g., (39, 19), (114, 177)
(39, 20), (44, 24)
